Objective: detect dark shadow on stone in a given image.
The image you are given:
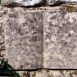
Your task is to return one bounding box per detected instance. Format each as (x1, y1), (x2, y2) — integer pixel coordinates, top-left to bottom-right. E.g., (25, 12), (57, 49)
(3, 2), (44, 8)
(0, 58), (20, 77)
(13, 68), (42, 71)
(2, 1), (65, 8)
(2, 2), (21, 8)
(49, 1), (65, 6)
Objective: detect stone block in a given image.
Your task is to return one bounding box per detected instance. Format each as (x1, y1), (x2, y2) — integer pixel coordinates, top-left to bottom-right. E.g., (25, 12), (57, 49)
(2, 6), (77, 69)
(3, 7), (43, 69)
(43, 10), (77, 69)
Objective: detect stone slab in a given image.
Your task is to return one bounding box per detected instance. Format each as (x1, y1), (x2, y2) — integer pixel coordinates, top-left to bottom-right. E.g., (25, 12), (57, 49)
(46, 0), (77, 5)
(2, 6), (77, 69)
(3, 7), (43, 69)
(1, 0), (43, 6)
(43, 10), (77, 69)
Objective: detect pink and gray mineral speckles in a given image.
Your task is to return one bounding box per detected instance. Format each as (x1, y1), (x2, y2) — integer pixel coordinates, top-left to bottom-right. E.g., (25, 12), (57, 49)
(46, 0), (77, 5)
(2, 6), (77, 69)
(1, 0), (43, 6)
(43, 11), (77, 69)
(3, 7), (43, 69)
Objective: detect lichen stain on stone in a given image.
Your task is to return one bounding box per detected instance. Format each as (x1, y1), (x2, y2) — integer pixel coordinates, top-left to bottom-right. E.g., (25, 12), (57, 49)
(22, 72), (30, 77)
(15, 70), (77, 77)
(72, 71), (77, 75)
(62, 5), (77, 12)
(32, 72), (36, 77)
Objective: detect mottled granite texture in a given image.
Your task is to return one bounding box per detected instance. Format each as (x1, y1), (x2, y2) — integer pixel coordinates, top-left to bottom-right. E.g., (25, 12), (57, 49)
(46, 0), (77, 5)
(3, 7), (43, 69)
(16, 70), (77, 77)
(1, 0), (43, 6)
(2, 6), (77, 69)
(43, 10), (77, 69)
(1, 8), (77, 76)
(0, 16), (77, 76)
(0, 12), (5, 58)
(1, 0), (77, 6)
(30, 70), (77, 77)
(46, 0), (59, 5)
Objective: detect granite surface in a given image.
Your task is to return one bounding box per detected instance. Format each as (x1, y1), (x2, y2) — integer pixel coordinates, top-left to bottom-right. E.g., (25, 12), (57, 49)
(43, 10), (77, 69)
(1, 0), (43, 6)
(0, 16), (77, 75)
(0, 12), (5, 59)
(15, 70), (77, 77)
(46, 0), (60, 5)
(3, 7), (43, 69)
(47, 0), (77, 5)
(30, 70), (77, 77)
(2, 0), (77, 6)
(1, 6), (77, 69)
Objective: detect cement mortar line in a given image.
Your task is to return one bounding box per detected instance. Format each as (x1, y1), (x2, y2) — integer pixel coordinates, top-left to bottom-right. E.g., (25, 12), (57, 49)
(0, 6), (62, 13)
(1, 5), (77, 12)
